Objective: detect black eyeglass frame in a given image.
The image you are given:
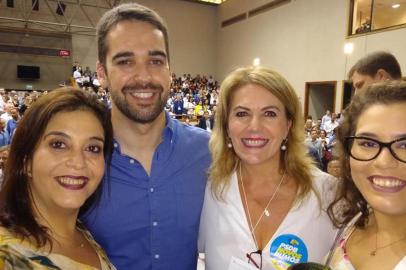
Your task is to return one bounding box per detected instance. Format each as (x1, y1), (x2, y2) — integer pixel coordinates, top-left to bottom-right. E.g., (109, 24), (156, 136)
(345, 136), (406, 163)
(246, 249), (262, 269)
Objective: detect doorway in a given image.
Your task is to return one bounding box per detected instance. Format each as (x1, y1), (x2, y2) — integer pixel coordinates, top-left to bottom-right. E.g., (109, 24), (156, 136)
(304, 81), (336, 121)
(342, 80), (355, 110)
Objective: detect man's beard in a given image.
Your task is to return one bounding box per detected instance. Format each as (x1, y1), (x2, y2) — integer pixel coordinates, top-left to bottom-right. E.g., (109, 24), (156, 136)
(111, 82), (168, 124)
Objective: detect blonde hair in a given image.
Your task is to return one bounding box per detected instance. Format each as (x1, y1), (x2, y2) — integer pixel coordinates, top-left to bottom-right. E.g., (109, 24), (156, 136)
(209, 66), (315, 202)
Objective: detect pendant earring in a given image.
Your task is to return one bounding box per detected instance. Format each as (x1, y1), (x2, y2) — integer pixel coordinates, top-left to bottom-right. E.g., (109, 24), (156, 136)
(281, 138), (288, 151)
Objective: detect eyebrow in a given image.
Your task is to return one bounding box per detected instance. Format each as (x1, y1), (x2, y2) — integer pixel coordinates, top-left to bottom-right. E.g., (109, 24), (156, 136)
(355, 132), (406, 140)
(44, 131), (105, 143)
(111, 51), (134, 62)
(149, 50), (167, 59)
(232, 105), (281, 111)
(111, 50), (167, 62)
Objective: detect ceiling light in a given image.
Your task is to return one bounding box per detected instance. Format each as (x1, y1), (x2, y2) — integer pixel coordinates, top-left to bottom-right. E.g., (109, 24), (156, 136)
(344, 42), (354, 55)
(392, 4), (400, 8)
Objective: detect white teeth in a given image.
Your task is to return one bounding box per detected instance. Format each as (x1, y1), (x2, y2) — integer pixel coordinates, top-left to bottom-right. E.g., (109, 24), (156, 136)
(58, 177), (85, 185)
(372, 178), (405, 188)
(131, 92), (153, 98)
(243, 139), (267, 146)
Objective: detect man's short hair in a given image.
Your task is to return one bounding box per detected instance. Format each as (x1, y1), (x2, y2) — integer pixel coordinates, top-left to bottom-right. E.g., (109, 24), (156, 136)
(97, 3), (170, 67)
(348, 51), (401, 79)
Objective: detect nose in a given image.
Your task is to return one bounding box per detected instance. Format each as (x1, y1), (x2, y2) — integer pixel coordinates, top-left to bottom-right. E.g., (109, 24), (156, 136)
(248, 115), (261, 131)
(133, 62), (152, 85)
(373, 147), (398, 169)
(65, 149), (87, 170)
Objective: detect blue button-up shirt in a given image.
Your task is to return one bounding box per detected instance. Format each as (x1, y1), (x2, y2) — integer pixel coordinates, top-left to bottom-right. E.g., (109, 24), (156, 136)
(83, 114), (211, 270)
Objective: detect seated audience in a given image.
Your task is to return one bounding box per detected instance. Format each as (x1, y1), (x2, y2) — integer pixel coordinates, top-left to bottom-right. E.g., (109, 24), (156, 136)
(305, 129), (322, 169)
(326, 158), (340, 179)
(0, 119), (9, 147)
(6, 107), (19, 140)
(197, 110), (214, 132)
(321, 110), (331, 130)
(325, 113), (339, 138)
(304, 118), (314, 138)
(0, 88), (116, 269)
(327, 81), (406, 270)
(320, 129), (332, 171)
(199, 66), (337, 270)
(0, 145), (9, 188)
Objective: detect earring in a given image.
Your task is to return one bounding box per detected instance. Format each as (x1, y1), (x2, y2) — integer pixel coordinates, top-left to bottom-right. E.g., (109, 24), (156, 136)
(227, 142), (232, 148)
(281, 138), (288, 151)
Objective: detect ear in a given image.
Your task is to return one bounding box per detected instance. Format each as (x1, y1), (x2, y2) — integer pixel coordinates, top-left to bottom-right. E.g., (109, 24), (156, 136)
(286, 119), (292, 138)
(96, 61), (109, 89)
(375, 69), (392, 81)
(24, 157), (33, 178)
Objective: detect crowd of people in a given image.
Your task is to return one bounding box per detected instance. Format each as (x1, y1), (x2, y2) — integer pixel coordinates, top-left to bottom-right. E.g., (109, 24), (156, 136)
(304, 110), (342, 172)
(0, 2), (404, 270)
(73, 61), (219, 130)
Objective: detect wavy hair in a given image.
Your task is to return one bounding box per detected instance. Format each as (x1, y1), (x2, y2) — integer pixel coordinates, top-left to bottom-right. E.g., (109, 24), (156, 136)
(209, 66), (315, 202)
(327, 80), (406, 228)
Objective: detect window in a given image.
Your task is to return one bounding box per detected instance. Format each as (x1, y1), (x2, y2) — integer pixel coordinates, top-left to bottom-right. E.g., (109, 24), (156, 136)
(32, 0), (39, 11)
(349, 0), (406, 35)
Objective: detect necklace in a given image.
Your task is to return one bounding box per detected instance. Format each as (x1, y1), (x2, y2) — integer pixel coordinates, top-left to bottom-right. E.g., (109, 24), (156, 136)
(239, 163), (286, 247)
(51, 230), (86, 248)
(370, 231), (406, 256)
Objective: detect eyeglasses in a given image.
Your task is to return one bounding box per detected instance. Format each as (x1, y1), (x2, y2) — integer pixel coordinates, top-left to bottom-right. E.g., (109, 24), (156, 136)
(246, 249), (262, 269)
(345, 136), (406, 163)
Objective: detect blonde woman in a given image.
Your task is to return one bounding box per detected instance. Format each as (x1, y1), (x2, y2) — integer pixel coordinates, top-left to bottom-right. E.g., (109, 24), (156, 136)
(199, 66), (337, 270)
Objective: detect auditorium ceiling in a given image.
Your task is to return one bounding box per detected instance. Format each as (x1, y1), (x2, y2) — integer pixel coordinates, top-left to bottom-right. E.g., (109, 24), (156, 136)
(0, 0), (227, 35)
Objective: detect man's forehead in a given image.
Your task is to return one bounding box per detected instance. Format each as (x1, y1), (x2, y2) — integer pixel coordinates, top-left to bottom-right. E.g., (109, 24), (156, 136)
(106, 23), (167, 58)
(108, 20), (165, 42)
(352, 71), (373, 81)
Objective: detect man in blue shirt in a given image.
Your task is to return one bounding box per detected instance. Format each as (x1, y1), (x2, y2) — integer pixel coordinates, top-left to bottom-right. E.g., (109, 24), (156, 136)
(0, 119), (9, 147)
(82, 3), (211, 270)
(6, 107), (19, 140)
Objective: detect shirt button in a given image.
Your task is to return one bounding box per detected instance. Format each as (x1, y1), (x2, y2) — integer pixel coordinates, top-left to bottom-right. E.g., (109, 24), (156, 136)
(150, 188), (154, 193)
(154, 254), (160, 259)
(152, 221), (158, 227)
(130, 159), (135, 164)
(114, 143), (118, 148)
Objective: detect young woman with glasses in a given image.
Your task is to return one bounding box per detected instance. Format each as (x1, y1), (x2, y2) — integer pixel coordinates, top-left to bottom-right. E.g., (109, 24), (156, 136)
(327, 81), (406, 270)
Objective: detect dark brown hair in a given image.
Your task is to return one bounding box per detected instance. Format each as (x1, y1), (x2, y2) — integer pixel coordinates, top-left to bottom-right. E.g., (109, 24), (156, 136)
(97, 3), (169, 67)
(348, 51), (401, 79)
(327, 80), (406, 228)
(0, 87), (113, 247)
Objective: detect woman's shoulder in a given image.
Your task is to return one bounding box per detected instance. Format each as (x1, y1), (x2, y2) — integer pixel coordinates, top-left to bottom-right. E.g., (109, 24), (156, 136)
(311, 169), (338, 192)
(0, 227), (47, 269)
(310, 169), (339, 207)
(0, 226), (19, 245)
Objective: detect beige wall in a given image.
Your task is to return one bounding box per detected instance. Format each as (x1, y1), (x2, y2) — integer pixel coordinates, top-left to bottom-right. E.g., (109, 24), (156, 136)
(0, 29), (72, 90)
(71, 0), (218, 76)
(0, 0), (218, 90)
(1, 0), (406, 105)
(216, 0), (406, 113)
(133, 0), (217, 77)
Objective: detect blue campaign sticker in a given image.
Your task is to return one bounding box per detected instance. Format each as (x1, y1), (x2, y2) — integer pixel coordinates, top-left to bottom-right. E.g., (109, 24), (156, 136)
(269, 234), (308, 267)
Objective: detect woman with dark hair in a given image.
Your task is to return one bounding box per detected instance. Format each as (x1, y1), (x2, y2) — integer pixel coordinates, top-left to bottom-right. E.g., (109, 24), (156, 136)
(327, 81), (406, 269)
(0, 87), (115, 269)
